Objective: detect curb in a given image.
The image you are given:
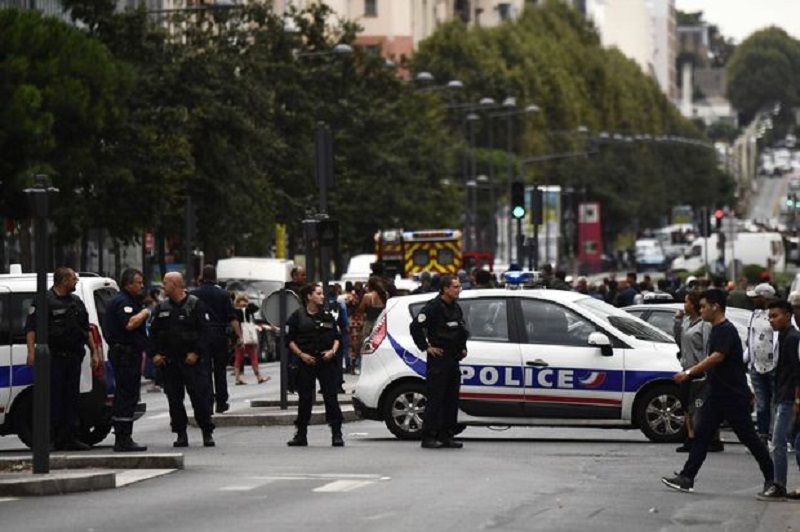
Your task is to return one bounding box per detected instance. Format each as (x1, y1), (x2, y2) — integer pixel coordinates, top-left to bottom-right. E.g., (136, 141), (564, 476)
(250, 397), (353, 408)
(200, 406), (360, 427)
(0, 453), (184, 471)
(0, 470), (115, 496)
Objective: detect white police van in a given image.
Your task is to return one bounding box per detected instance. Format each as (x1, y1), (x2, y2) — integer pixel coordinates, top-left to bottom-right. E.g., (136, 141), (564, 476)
(353, 288), (686, 443)
(0, 266), (119, 447)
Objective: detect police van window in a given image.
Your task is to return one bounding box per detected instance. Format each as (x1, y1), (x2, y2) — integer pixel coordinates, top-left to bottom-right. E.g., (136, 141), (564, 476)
(93, 287), (118, 326)
(413, 249), (429, 267)
(0, 293), (8, 344)
(437, 249), (454, 266)
(460, 299), (509, 342)
(520, 299), (596, 347)
(11, 293), (35, 343)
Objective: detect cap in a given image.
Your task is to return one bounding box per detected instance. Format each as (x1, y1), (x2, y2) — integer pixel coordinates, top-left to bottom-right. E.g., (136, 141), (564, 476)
(747, 283), (776, 298)
(686, 276), (698, 285)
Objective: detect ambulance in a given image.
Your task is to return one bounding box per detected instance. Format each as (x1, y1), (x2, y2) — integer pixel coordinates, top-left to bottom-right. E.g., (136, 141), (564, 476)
(374, 229), (462, 278)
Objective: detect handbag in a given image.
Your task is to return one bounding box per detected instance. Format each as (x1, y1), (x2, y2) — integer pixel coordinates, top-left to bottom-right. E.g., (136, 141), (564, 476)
(241, 309), (259, 346)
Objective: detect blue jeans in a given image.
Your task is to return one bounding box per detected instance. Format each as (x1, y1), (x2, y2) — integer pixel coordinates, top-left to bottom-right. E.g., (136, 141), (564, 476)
(771, 402), (795, 487)
(751, 369), (776, 436)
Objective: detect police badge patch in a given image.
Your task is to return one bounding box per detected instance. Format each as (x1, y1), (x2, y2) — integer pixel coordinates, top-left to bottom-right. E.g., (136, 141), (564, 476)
(417, 313), (426, 323)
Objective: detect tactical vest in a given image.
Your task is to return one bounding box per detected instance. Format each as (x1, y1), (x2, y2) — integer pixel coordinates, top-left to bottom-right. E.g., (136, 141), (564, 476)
(291, 309), (337, 356)
(46, 290), (86, 354)
(155, 295), (200, 357)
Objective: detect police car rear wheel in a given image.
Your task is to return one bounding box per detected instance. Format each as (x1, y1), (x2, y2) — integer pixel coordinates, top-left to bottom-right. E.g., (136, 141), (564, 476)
(11, 391), (34, 448)
(383, 382), (427, 440)
(636, 385), (685, 443)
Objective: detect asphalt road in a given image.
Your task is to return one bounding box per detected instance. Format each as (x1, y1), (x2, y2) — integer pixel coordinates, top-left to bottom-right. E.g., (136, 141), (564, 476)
(2, 410), (799, 530)
(748, 173), (789, 224)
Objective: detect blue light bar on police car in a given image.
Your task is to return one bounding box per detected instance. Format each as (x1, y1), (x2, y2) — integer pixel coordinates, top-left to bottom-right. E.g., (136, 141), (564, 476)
(503, 271), (535, 285)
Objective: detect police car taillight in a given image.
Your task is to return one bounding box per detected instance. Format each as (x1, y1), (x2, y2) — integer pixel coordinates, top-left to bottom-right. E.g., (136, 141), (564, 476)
(89, 324), (105, 378)
(362, 312), (387, 355)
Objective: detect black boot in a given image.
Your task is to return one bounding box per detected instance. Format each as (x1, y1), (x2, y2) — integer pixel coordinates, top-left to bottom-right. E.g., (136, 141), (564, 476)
(331, 422), (344, 447)
(287, 425), (308, 447)
(173, 431), (189, 448)
(114, 434), (148, 452)
(202, 430), (215, 447)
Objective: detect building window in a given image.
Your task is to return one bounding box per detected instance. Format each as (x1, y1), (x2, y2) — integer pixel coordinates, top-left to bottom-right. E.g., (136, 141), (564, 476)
(364, 0), (377, 17)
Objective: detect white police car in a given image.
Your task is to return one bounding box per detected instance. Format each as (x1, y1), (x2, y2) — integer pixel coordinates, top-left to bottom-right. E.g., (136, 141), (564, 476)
(0, 267), (121, 447)
(353, 288), (686, 443)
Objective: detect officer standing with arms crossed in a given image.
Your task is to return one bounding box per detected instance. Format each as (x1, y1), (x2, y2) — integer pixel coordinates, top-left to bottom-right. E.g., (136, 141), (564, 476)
(286, 283), (345, 447)
(26, 267), (100, 451)
(103, 268), (151, 452)
(410, 274), (469, 449)
(192, 265), (242, 414)
(150, 272), (216, 447)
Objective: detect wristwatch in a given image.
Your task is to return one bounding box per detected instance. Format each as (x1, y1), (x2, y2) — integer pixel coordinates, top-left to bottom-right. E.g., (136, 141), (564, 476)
(683, 368), (692, 376)
(794, 398), (800, 405)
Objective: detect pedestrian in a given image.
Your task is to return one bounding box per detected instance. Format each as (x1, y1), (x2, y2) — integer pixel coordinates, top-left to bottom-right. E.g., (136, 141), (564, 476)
(143, 287), (165, 393)
(102, 268), (151, 452)
(672, 288), (723, 453)
(285, 266), (306, 295)
(746, 282), (778, 445)
(346, 281), (364, 374)
(761, 300), (800, 500)
(356, 276), (388, 350)
(327, 286), (349, 394)
(614, 272), (639, 307)
(149, 272), (216, 448)
(662, 289), (776, 496)
(727, 277), (753, 310)
(232, 293), (268, 385)
(285, 283), (345, 447)
(25, 267), (100, 451)
(192, 265), (242, 414)
(473, 269), (493, 289)
(412, 271), (434, 294)
(409, 274), (469, 449)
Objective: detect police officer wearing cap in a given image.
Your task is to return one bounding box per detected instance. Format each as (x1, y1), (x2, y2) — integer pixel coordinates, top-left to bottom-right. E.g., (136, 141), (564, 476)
(25, 267), (100, 451)
(410, 274), (469, 449)
(103, 268), (151, 452)
(285, 283), (344, 447)
(150, 272), (216, 447)
(192, 265), (242, 414)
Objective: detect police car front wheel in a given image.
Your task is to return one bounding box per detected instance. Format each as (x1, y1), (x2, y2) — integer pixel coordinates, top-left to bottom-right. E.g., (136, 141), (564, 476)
(635, 384), (685, 444)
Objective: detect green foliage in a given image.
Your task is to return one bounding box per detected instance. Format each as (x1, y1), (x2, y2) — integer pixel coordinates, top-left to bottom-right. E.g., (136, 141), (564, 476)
(727, 27), (800, 123)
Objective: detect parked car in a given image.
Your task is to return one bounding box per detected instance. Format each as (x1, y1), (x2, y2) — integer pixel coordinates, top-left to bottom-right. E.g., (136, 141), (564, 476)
(0, 267), (134, 448)
(353, 289), (686, 443)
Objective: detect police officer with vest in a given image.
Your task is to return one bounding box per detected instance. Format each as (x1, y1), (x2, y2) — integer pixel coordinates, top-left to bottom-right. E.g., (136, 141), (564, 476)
(149, 272), (216, 447)
(192, 265), (242, 414)
(103, 268), (151, 452)
(285, 283), (344, 447)
(410, 274), (469, 449)
(25, 267), (100, 451)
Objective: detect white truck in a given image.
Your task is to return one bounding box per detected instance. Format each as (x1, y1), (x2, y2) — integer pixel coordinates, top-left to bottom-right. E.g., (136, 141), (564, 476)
(671, 232), (785, 274)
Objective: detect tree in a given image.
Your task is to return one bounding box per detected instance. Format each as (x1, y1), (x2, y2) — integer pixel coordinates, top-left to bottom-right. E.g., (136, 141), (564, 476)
(727, 27), (800, 124)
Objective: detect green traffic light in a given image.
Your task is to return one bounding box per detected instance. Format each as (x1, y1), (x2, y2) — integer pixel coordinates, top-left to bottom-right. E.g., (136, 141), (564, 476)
(512, 206), (526, 219)
(788, 197), (795, 207)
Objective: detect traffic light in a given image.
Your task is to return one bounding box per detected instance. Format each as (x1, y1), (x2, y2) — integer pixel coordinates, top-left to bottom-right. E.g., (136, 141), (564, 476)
(714, 208), (724, 231)
(511, 181), (525, 219)
(788, 194), (798, 209)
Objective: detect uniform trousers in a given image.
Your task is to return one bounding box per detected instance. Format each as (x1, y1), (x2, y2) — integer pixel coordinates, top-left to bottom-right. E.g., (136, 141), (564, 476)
(109, 345), (142, 435)
(51, 352), (84, 442)
(162, 357), (215, 433)
(423, 354), (461, 440)
(295, 358), (342, 427)
(207, 332), (230, 407)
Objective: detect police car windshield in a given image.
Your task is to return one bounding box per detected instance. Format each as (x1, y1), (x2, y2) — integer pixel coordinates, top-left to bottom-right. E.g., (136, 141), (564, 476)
(574, 297), (675, 343)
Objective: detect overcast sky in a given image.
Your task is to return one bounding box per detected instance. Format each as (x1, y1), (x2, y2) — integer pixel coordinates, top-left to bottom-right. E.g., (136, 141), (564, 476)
(674, 0), (800, 43)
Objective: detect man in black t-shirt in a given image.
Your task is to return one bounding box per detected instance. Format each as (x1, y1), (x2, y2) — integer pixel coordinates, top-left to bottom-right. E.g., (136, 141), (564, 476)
(662, 289), (777, 498)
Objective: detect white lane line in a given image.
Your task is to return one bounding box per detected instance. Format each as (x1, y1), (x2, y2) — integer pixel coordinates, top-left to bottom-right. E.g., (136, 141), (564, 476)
(220, 486), (258, 492)
(115, 469), (176, 487)
(313, 480), (374, 493)
(251, 473), (387, 481)
(0, 497), (19, 503)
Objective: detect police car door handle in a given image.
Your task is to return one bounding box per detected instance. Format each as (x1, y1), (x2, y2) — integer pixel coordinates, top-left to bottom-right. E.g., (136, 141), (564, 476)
(525, 359), (549, 367)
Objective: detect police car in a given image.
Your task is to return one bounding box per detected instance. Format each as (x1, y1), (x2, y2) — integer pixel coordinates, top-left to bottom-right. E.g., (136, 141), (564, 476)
(353, 288), (687, 443)
(0, 266), (121, 447)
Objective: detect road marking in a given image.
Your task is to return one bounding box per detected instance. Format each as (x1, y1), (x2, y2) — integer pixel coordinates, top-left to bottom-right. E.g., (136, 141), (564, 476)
(313, 480), (374, 493)
(0, 497), (19, 503)
(251, 473), (388, 481)
(115, 469), (176, 488)
(220, 486), (258, 491)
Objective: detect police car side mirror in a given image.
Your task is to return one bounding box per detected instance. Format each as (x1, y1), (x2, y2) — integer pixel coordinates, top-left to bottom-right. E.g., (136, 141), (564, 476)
(588, 332), (613, 357)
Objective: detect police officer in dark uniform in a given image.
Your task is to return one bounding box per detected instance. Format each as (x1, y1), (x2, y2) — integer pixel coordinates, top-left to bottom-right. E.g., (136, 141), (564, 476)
(285, 283), (344, 447)
(410, 274), (469, 449)
(284, 266), (306, 394)
(26, 267), (100, 451)
(103, 268), (151, 452)
(149, 272), (216, 447)
(192, 265), (242, 414)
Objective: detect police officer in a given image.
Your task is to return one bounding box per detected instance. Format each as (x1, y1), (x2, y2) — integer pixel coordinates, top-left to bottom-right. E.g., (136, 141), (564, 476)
(285, 283), (344, 447)
(26, 267), (100, 451)
(410, 274), (469, 449)
(103, 268), (151, 452)
(149, 272), (216, 447)
(192, 265), (242, 414)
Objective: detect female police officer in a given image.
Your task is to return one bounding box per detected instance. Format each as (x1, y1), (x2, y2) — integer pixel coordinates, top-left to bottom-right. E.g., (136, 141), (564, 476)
(285, 283), (344, 447)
